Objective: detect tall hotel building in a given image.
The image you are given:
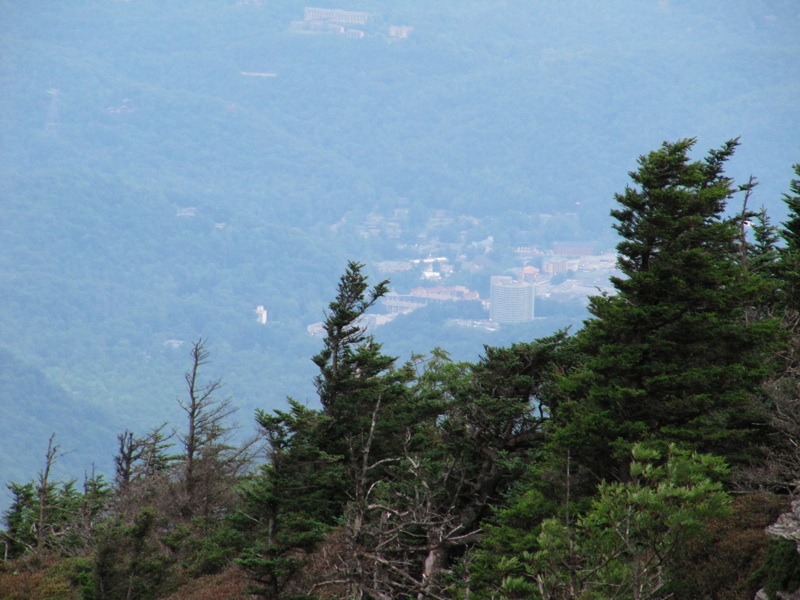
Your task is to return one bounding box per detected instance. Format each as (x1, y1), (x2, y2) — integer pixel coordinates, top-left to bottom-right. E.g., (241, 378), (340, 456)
(489, 276), (535, 323)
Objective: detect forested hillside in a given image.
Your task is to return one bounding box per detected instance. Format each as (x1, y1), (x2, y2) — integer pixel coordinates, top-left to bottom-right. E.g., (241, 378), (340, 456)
(3, 140), (800, 598)
(1, 0), (799, 565)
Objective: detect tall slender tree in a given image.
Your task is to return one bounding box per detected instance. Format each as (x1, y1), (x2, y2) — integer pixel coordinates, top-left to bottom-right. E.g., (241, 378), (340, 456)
(178, 338), (252, 521)
(746, 162), (800, 491)
(777, 163), (800, 310)
(310, 262), (411, 492)
(312, 261), (391, 410)
(240, 262), (409, 598)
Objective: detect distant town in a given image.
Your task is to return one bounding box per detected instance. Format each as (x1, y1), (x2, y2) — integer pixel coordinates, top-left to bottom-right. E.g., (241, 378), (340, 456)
(177, 200), (618, 334)
(302, 206), (620, 334)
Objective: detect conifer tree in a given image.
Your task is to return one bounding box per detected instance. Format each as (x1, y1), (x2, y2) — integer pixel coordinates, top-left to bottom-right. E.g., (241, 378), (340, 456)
(748, 207), (781, 280)
(2, 482), (36, 558)
(310, 261), (411, 501)
(777, 163), (800, 310)
(239, 262), (409, 598)
(748, 163), (800, 491)
(312, 260), (392, 415)
(236, 401), (338, 598)
(555, 138), (779, 481)
(327, 334), (571, 599)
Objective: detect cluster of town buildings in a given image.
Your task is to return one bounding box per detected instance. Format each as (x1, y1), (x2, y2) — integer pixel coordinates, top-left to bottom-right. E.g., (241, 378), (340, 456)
(252, 206), (619, 332)
(239, 204), (619, 335)
(298, 252), (617, 335)
(299, 239), (617, 334)
(289, 7), (413, 39)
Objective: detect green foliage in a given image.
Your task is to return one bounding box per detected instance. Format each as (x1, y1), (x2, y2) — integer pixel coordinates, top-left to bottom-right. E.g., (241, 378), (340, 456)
(753, 538), (800, 600)
(312, 261), (395, 425)
(470, 449), (595, 595)
(1, 461), (107, 559)
(312, 261), (390, 398)
(324, 332), (571, 597)
(499, 444), (732, 600)
(184, 525), (247, 578)
(40, 557), (95, 600)
(2, 482), (37, 558)
(235, 401), (337, 598)
(777, 163), (800, 310)
(93, 508), (177, 600)
(749, 207), (781, 276)
(555, 138), (781, 481)
(236, 263), (411, 597)
(235, 265), (574, 597)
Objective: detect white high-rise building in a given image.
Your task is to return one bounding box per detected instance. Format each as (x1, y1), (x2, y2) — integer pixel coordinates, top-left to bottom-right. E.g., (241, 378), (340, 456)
(489, 276), (535, 323)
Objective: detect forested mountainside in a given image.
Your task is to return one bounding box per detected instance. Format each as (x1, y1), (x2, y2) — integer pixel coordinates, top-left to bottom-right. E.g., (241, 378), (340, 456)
(3, 140), (800, 599)
(1, 1), (799, 496)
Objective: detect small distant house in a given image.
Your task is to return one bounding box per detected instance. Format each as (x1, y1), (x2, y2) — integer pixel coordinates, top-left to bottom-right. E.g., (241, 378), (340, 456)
(388, 25), (413, 38)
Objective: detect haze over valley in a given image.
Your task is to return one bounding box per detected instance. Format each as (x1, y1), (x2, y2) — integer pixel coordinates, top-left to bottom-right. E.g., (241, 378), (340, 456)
(1, 0), (798, 504)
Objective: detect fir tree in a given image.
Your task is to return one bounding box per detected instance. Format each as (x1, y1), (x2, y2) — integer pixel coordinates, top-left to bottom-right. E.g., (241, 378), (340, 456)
(236, 401), (338, 599)
(777, 163), (800, 310)
(555, 138), (779, 481)
(310, 261), (411, 502)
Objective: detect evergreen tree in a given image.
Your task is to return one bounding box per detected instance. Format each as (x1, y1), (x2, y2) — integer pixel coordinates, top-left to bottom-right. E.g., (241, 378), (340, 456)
(749, 162), (800, 491)
(777, 163), (800, 310)
(93, 507), (176, 600)
(310, 261), (412, 517)
(238, 262), (409, 598)
(312, 260), (391, 413)
(332, 334), (571, 598)
(237, 265), (572, 598)
(555, 138), (779, 482)
(747, 207), (781, 283)
(236, 401), (338, 598)
(2, 482), (37, 558)
(1, 434), (88, 559)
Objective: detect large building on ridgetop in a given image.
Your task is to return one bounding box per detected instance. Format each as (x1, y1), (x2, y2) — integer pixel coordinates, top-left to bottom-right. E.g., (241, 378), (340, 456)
(303, 7), (368, 24)
(489, 276), (535, 324)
